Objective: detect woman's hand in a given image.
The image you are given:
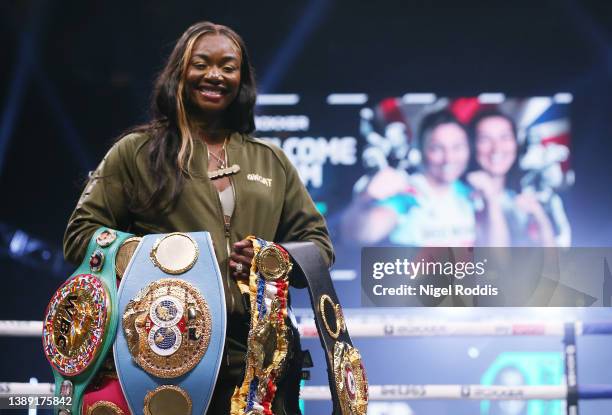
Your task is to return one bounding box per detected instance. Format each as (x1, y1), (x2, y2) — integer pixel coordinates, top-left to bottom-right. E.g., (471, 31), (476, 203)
(466, 170), (496, 201)
(467, 170), (510, 246)
(515, 191), (546, 217)
(366, 167), (410, 200)
(229, 238), (254, 279)
(516, 190), (557, 246)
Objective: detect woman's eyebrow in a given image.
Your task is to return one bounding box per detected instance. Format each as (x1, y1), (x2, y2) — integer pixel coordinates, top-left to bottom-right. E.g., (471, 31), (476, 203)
(192, 53), (239, 62)
(219, 55), (240, 63)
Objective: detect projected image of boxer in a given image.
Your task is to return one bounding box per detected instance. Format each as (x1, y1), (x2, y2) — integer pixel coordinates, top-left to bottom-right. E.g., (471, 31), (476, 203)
(343, 110), (475, 247)
(467, 109), (556, 246)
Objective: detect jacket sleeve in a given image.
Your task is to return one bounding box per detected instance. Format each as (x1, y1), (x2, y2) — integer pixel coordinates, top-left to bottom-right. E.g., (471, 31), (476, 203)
(63, 135), (137, 264)
(273, 150), (335, 269)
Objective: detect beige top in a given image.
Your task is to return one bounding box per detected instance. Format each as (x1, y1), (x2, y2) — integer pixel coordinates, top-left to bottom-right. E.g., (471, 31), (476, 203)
(219, 184), (235, 219)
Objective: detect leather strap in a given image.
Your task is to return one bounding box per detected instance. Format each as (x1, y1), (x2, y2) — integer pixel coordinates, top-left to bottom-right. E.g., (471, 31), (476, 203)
(281, 242), (368, 415)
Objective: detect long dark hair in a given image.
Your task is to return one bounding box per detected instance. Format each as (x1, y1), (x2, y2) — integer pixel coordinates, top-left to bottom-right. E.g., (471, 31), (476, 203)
(128, 21), (256, 213)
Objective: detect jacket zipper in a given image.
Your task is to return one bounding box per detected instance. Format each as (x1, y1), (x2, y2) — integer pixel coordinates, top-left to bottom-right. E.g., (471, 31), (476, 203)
(215, 192), (234, 313)
(208, 144), (235, 314)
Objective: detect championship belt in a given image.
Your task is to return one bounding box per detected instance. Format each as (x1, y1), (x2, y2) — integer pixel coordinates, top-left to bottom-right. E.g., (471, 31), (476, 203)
(43, 228), (134, 414)
(282, 242), (368, 415)
(230, 237), (293, 415)
(114, 232), (226, 415)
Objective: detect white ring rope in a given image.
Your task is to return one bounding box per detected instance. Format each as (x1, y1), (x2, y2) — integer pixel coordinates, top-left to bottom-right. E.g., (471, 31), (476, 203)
(298, 320), (583, 338)
(0, 320), (42, 337)
(300, 384), (573, 400)
(0, 319), (589, 338)
(0, 382), (584, 401)
(0, 382), (54, 395)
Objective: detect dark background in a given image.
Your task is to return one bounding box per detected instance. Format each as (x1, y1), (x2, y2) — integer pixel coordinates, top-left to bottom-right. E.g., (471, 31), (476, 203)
(1, 1), (611, 414)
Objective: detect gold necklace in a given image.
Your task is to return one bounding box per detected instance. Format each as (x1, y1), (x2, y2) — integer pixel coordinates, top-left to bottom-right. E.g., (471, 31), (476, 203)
(206, 136), (241, 180)
(208, 147), (226, 169)
(207, 138), (227, 169)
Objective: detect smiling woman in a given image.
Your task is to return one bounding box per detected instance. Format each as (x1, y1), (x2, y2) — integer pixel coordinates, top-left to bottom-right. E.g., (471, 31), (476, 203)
(466, 109), (556, 246)
(186, 34), (242, 115)
(343, 110), (476, 247)
(62, 21), (333, 414)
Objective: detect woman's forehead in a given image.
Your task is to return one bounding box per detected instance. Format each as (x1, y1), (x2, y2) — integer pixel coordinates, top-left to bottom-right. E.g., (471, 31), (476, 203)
(192, 32), (241, 57)
(477, 116), (513, 131)
(429, 123), (467, 142)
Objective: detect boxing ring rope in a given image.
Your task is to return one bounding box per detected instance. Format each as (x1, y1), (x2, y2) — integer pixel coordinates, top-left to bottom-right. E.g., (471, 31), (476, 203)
(3, 383), (612, 401)
(298, 319), (612, 338)
(3, 319), (612, 412)
(4, 319), (612, 338)
(301, 384), (612, 401)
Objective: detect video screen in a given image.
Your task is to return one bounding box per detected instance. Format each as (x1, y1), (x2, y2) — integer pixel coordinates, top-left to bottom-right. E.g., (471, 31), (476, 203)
(256, 94), (573, 281)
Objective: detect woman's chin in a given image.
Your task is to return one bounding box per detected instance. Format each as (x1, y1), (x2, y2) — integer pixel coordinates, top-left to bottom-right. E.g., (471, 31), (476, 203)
(484, 166), (512, 178)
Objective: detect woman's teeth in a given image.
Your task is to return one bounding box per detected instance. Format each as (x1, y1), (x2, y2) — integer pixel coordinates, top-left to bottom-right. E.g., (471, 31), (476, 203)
(491, 153), (508, 164)
(199, 88), (223, 97)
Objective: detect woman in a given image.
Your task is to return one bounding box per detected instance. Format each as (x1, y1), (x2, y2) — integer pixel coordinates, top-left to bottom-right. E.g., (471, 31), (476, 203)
(466, 109), (556, 246)
(343, 110), (475, 247)
(64, 21), (333, 413)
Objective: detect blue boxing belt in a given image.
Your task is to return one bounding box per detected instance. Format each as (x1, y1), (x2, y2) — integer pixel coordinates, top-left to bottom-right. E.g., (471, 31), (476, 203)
(42, 227), (134, 415)
(114, 232), (226, 415)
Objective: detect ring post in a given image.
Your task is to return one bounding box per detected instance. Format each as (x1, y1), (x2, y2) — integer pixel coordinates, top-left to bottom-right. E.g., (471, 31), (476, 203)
(564, 322), (579, 415)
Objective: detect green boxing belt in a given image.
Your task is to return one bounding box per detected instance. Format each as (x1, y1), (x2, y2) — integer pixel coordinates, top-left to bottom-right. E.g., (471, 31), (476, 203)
(42, 228), (135, 414)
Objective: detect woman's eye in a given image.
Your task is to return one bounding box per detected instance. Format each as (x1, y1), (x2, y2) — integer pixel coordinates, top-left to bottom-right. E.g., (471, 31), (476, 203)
(193, 62), (207, 69)
(223, 66), (236, 73)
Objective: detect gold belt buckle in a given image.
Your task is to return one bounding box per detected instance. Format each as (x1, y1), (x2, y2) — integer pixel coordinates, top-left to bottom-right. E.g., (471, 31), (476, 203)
(122, 278), (212, 378)
(333, 341), (369, 415)
(43, 274), (111, 376)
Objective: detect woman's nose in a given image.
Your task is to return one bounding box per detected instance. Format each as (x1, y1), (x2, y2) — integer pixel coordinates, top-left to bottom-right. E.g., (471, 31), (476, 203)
(205, 67), (222, 82)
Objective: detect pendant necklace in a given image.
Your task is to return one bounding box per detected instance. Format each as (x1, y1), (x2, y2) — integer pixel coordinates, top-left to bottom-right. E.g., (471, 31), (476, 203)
(207, 136), (241, 180)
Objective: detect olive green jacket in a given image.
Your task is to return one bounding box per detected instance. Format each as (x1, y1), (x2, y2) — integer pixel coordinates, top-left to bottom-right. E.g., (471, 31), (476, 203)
(64, 131), (334, 323)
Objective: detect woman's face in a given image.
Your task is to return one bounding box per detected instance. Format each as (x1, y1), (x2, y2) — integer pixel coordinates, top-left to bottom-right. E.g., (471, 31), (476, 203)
(185, 33), (242, 116)
(423, 122), (470, 184)
(475, 116), (517, 177)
